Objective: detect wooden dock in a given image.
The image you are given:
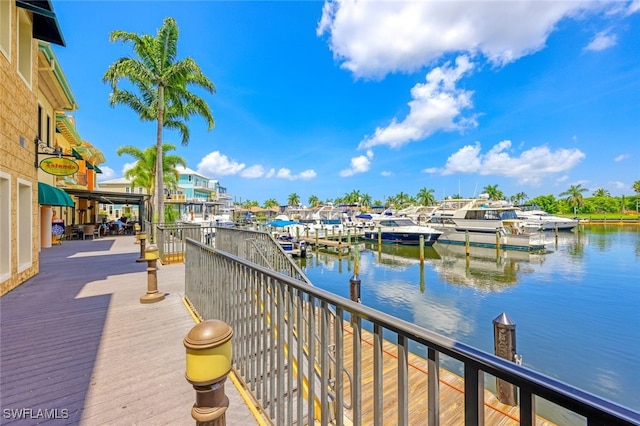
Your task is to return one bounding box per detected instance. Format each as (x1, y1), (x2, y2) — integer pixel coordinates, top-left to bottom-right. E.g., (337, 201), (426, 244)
(338, 321), (555, 425)
(302, 236), (352, 254)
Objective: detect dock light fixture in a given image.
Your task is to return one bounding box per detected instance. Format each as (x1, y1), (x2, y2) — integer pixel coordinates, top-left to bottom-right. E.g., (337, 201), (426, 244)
(184, 320), (233, 425)
(140, 244), (164, 304)
(136, 232), (147, 261)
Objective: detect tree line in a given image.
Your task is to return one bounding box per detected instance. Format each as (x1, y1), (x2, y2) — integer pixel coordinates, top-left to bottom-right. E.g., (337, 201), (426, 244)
(236, 181), (640, 216)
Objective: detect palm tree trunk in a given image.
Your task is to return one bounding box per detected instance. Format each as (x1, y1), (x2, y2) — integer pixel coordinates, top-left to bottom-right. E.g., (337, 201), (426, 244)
(155, 84), (165, 235)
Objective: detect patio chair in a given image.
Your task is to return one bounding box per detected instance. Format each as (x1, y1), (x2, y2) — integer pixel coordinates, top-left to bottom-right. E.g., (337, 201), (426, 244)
(83, 225), (96, 240)
(70, 226), (81, 240)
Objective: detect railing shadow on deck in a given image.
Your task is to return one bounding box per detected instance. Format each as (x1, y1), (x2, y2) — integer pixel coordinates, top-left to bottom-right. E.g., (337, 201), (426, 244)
(183, 230), (639, 426)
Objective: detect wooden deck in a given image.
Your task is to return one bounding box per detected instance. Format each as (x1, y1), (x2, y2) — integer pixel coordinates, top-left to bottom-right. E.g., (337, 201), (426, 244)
(0, 236), (258, 425)
(338, 321), (555, 425)
(2, 235), (557, 425)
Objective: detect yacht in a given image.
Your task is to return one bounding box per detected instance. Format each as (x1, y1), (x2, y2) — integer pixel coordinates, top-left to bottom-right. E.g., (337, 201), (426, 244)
(427, 196), (546, 251)
(362, 216), (442, 246)
(516, 205), (579, 231)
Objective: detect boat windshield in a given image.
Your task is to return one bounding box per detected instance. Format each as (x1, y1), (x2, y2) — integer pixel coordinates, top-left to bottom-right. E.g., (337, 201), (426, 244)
(499, 210), (519, 220)
(379, 218), (415, 227)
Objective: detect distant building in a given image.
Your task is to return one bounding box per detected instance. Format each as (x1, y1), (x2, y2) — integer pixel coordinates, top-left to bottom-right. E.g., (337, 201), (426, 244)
(98, 167), (234, 222)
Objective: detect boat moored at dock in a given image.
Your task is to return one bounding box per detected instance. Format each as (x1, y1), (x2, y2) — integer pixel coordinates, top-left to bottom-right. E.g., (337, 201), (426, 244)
(363, 217), (442, 245)
(428, 196), (546, 251)
(516, 204), (579, 231)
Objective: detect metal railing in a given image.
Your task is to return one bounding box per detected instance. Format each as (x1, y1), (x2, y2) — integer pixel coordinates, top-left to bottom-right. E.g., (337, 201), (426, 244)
(214, 227), (311, 283)
(184, 236), (639, 426)
(144, 221), (216, 264)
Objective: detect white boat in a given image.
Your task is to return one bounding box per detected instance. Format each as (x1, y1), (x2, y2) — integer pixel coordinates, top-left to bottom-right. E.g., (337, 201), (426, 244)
(516, 205), (579, 231)
(298, 205), (345, 237)
(266, 217), (308, 257)
(428, 196), (546, 251)
(362, 217), (442, 246)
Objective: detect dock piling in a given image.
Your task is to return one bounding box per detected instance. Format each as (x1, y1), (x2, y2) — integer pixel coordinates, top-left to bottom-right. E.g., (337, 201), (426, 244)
(493, 313), (518, 405)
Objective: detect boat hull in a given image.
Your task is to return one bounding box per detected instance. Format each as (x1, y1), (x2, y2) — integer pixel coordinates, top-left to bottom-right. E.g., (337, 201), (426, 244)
(362, 231), (440, 246)
(436, 229), (546, 251)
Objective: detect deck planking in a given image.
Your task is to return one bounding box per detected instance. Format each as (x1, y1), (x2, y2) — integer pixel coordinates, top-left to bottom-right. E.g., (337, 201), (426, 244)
(0, 236), (258, 426)
(336, 320), (555, 426)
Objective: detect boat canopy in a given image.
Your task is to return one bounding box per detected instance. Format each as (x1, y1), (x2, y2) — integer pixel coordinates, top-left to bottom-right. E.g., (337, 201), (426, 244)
(268, 220), (299, 228)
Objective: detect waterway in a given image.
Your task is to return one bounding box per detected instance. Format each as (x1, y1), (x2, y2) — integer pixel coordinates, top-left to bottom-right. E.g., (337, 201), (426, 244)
(295, 225), (640, 423)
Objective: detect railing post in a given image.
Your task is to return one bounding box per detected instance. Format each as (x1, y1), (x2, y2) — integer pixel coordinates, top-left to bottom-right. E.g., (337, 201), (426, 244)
(493, 312), (518, 405)
(184, 320), (233, 426)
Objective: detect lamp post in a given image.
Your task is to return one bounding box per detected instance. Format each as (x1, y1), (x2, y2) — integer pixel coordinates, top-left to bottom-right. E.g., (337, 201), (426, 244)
(134, 223), (141, 244)
(140, 244), (164, 304)
(136, 232), (147, 262)
(184, 320), (233, 426)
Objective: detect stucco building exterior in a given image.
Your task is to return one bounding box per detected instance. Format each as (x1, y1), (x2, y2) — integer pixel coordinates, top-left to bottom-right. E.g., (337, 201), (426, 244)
(1, 0), (69, 295)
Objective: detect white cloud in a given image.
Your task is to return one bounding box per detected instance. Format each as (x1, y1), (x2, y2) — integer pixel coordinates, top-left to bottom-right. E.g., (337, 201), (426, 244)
(240, 165), (265, 178)
(627, 0), (640, 15)
(381, 171), (392, 177)
(585, 30), (617, 51)
(197, 151), (245, 177)
(265, 168), (276, 178)
(340, 150), (374, 177)
(422, 167), (438, 174)
(318, 1), (609, 79)
(122, 162), (136, 174)
(274, 168), (317, 181)
(441, 140), (586, 185)
(298, 170), (317, 180)
(610, 181), (626, 189)
(358, 56), (475, 150)
(97, 166), (115, 181)
(614, 153), (630, 162)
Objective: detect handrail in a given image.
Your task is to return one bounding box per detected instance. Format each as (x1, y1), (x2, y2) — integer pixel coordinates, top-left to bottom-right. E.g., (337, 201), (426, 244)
(184, 237), (639, 425)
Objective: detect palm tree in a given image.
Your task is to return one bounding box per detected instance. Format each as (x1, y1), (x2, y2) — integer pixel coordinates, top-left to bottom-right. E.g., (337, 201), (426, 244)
(360, 193), (372, 209)
(512, 192), (528, 205)
(559, 184), (588, 215)
(633, 180), (640, 194)
(263, 198), (279, 209)
(308, 195), (320, 208)
(117, 144), (187, 220)
(416, 187), (436, 206)
(243, 200), (259, 209)
(592, 188), (610, 197)
(482, 184), (504, 201)
(103, 17), (215, 225)
(287, 193), (300, 207)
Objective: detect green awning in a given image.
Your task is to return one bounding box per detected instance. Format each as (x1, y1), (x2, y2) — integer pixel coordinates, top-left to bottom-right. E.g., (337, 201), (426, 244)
(86, 162), (94, 170)
(71, 148), (83, 159)
(93, 165), (102, 174)
(38, 182), (74, 207)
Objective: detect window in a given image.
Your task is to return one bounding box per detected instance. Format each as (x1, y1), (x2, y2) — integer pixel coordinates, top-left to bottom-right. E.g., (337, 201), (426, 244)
(0, 0), (10, 60)
(17, 10), (32, 85)
(37, 105), (43, 140)
(17, 179), (32, 272)
(0, 172), (10, 283)
(46, 115), (51, 144)
(125, 187), (130, 194)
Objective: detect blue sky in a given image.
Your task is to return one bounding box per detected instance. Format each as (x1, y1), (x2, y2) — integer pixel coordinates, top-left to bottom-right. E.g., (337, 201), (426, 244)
(50, 1), (639, 205)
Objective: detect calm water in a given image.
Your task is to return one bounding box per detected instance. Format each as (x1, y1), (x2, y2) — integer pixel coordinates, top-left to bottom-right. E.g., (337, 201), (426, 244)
(295, 225), (640, 421)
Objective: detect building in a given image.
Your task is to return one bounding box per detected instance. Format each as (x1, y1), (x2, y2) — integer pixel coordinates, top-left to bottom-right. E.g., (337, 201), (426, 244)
(98, 167), (234, 223)
(1, 0), (70, 295)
